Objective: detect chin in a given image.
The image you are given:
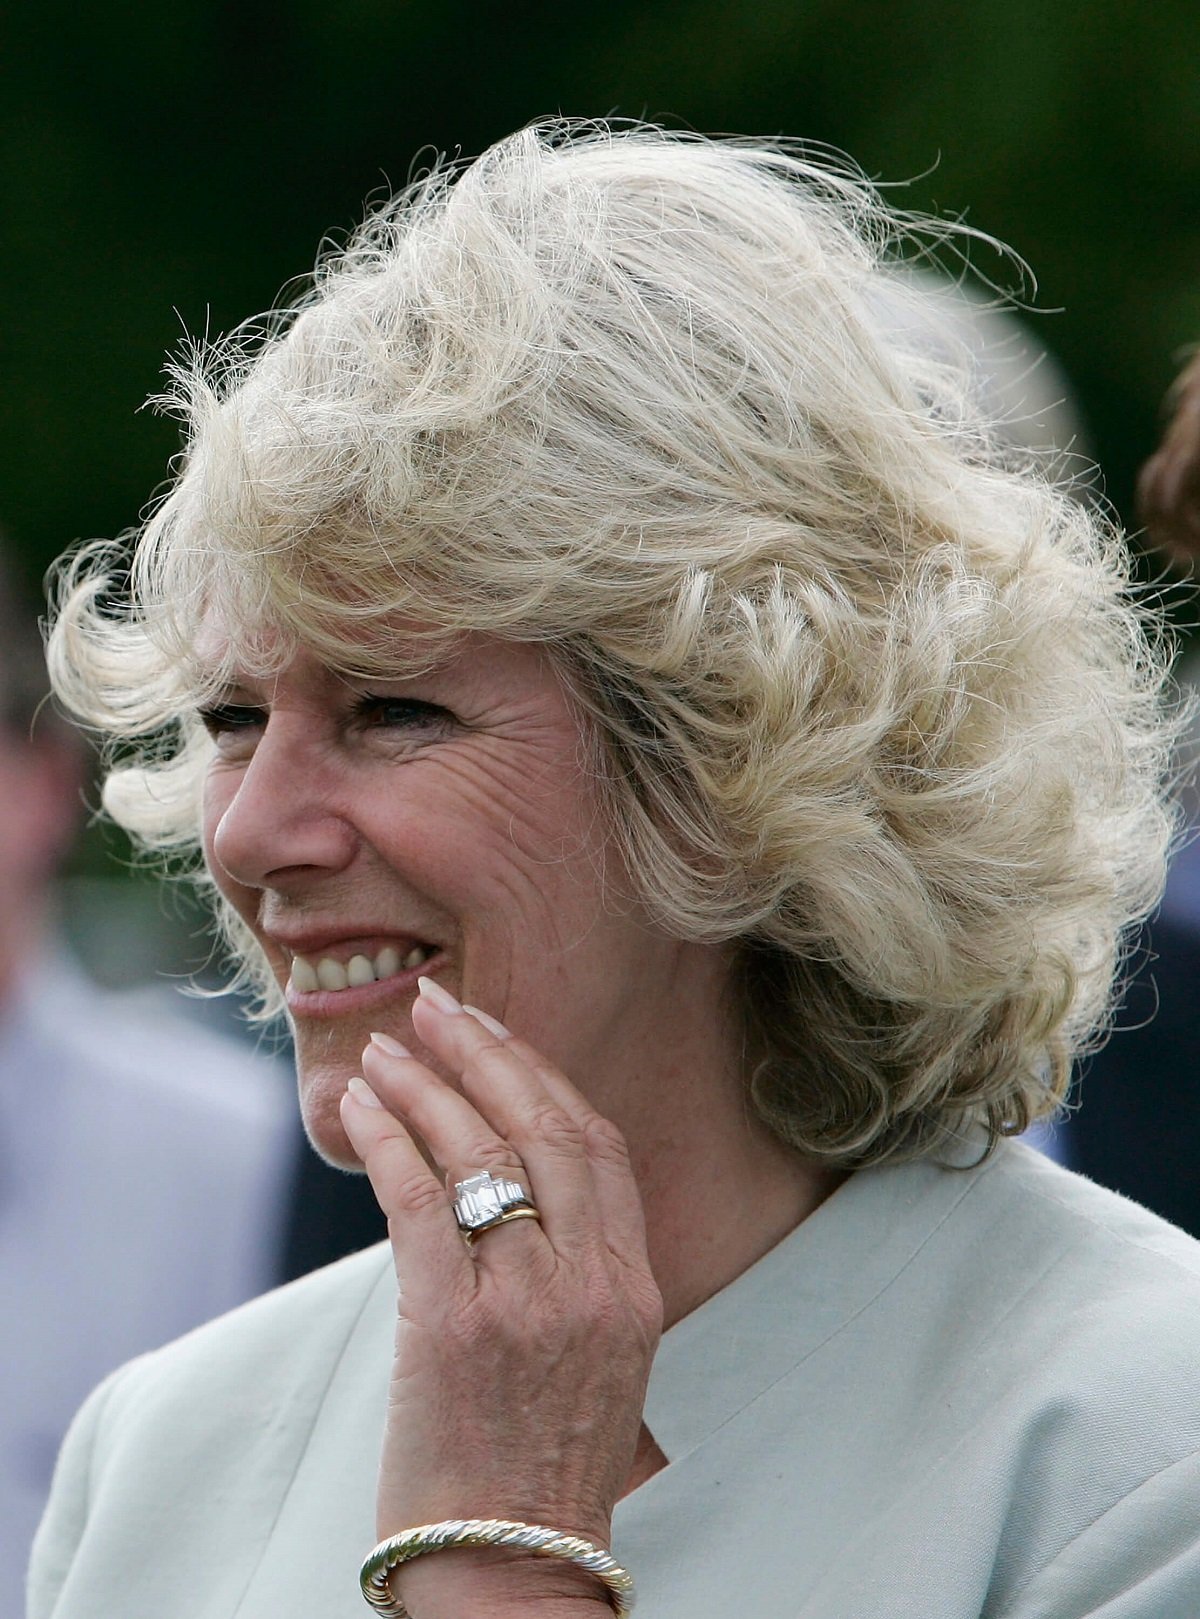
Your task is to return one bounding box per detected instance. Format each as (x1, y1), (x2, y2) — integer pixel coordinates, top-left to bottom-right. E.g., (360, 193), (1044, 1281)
(298, 1069), (367, 1172)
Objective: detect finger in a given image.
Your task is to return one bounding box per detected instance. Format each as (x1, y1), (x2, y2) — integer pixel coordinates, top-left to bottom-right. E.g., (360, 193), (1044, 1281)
(339, 1078), (474, 1305)
(407, 985), (601, 1253)
(362, 1035), (574, 1267)
(361, 1034), (537, 1214)
(414, 982), (649, 1269)
(463, 1008), (651, 1268)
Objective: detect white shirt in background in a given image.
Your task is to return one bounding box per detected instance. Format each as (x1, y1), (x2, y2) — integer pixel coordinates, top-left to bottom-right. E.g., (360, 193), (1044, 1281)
(1, 957), (295, 1612)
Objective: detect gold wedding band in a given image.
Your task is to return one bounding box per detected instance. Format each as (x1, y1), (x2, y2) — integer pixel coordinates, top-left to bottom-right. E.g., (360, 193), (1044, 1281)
(463, 1206), (543, 1247)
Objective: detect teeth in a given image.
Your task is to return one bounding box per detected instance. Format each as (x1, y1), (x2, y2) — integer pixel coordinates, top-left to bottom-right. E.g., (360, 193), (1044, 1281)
(316, 958), (349, 992)
(290, 956), (319, 994)
(346, 954), (376, 988)
(287, 943), (433, 995)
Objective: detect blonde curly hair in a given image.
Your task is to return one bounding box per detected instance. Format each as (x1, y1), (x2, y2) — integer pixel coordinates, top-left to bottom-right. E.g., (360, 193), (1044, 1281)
(48, 121), (1179, 1167)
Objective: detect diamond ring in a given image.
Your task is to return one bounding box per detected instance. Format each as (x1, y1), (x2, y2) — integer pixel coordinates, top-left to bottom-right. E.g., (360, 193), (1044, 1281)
(452, 1170), (540, 1244)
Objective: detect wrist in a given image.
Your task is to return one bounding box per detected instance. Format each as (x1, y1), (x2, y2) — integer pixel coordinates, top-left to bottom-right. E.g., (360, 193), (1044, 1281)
(361, 1519), (633, 1618)
(391, 1544), (615, 1615)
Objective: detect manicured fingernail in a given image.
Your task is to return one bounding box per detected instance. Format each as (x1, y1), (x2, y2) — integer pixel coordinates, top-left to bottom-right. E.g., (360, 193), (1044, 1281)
(417, 975), (463, 1015)
(369, 1031), (410, 1057)
(347, 1076), (384, 1109)
(463, 1006), (511, 1040)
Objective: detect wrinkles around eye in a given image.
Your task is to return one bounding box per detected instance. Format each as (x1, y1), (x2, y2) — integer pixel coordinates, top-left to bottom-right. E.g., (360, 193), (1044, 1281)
(348, 696), (453, 732)
(195, 696), (457, 756)
(198, 703), (265, 739)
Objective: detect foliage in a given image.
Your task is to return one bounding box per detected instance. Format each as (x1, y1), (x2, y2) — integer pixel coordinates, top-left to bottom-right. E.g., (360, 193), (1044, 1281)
(3, 0), (1197, 595)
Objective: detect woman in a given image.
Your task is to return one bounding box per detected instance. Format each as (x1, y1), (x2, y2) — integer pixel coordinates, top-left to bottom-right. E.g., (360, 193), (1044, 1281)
(32, 123), (1200, 1617)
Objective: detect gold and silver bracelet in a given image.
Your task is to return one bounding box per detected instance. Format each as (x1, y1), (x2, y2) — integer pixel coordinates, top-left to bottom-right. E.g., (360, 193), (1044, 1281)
(359, 1517), (636, 1616)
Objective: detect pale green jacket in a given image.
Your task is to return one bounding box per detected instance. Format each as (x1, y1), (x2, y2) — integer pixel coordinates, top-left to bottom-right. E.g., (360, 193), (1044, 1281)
(29, 1141), (1200, 1617)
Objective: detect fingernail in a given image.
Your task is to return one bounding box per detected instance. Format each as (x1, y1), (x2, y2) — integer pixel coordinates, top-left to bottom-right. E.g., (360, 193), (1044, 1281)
(347, 1076), (384, 1109)
(463, 1005), (511, 1040)
(369, 1031), (411, 1057)
(417, 975), (463, 1015)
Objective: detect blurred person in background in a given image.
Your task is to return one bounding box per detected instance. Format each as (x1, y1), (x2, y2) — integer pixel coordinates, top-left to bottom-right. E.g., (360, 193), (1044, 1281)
(888, 290), (1200, 1239)
(1139, 351), (1200, 571)
(29, 124), (1200, 1617)
(0, 543), (297, 1608)
(1054, 349), (1200, 1236)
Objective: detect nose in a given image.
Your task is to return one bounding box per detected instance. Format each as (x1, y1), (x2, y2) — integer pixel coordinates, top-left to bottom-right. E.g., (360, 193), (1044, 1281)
(207, 720), (358, 891)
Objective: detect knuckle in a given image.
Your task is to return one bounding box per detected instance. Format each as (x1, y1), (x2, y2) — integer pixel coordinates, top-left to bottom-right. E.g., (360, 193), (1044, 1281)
(386, 1169), (448, 1219)
(444, 1296), (499, 1347)
(462, 1138), (525, 1178)
(581, 1114), (631, 1169)
(458, 1272), (557, 1343)
(464, 1044), (515, 1083)
(523, 1100), (585, 1155)
(583, 1291), (657, 1358)
(634, 1279), (666, 1339)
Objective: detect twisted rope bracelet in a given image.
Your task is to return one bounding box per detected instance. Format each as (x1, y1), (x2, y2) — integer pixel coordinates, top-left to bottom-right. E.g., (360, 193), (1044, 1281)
(360, 1517), (636, 1616)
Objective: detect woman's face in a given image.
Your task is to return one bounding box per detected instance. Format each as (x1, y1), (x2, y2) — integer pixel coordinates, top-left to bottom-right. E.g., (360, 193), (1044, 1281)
(201, 631), (701, 1166)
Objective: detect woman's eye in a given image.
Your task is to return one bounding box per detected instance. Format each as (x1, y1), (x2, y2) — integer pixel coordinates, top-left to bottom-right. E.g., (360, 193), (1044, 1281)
(197, 703), (267, 738)
(351, 696), (451, 731)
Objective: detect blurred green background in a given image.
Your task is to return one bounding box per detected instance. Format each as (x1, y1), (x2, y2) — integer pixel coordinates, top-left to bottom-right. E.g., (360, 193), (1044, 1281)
(5, 0), (1198, 592)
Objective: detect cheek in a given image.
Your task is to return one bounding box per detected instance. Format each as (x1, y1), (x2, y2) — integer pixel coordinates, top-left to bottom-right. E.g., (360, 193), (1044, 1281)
(433, 823), (614, 981)
(422, 787), (598, 916)
(369, 757), (552, 891)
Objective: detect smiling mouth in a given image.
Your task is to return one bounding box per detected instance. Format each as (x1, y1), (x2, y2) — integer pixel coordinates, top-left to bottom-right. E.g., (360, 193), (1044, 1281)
(287, 943), (436, 995)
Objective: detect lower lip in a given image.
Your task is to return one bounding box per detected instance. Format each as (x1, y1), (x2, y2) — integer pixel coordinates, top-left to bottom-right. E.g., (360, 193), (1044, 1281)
(284, 955), (444, 1019)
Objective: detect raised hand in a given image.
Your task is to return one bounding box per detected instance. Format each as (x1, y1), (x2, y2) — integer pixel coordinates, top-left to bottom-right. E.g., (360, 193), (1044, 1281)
(339, 976), (663, 1616)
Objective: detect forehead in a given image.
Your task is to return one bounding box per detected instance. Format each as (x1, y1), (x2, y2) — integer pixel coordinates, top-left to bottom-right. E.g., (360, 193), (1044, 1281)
(191, 607), (463, 686)
(193, 611), (565, 704)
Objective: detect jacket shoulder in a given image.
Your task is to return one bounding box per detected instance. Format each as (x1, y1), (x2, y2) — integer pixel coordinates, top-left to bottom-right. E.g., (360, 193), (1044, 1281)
(112, 1238), (394, 1400)
(29, 1244), (392, 1618)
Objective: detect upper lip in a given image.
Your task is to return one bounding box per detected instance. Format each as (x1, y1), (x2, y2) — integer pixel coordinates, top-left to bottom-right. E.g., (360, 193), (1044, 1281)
(261, 926), (436, 961)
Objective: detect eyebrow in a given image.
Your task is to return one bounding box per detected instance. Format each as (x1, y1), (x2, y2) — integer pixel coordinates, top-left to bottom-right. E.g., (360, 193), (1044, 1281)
(195, 677), (267, 705)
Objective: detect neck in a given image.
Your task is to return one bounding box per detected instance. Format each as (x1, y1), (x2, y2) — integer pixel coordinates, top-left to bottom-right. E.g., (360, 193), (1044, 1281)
(618, 1074), (839, 1503)
(598, 944), (846, 1332)
(635, 1111), (845, 1331)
